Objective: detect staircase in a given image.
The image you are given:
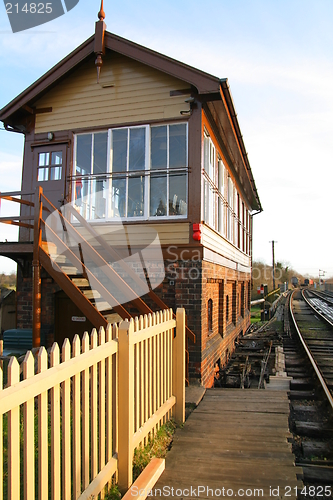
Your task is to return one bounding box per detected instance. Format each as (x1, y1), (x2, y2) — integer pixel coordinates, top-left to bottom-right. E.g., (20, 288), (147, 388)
(0, 187), (195, 381)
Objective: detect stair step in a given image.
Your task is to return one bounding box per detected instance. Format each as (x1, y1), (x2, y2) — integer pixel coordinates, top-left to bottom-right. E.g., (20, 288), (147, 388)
(95, 301), (112, 312)
(82, 290), (101, 300)
(72, 278), (90, 287)
(41, 241), (57, 255)
(53, 255), (67, 264)
(104, 312), (123, 324)
(60, 266), (82, 275)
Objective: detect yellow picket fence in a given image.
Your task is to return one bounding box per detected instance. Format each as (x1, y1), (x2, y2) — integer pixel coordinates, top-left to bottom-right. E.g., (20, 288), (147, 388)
(0, 308), (186, 500)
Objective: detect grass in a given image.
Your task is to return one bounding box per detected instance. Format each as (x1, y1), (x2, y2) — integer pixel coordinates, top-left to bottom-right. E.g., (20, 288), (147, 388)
(105, 484), (122, 500)
(251, 305), (262, 323)
(132, 420), (176, 481)
(104, 420), (177, 500)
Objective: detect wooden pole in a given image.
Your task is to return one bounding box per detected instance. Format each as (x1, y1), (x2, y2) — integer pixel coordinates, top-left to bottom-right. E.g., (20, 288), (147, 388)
(32, 186), (43, 347)
(173, 308), (185, 424)
(118, 320), (134, 494)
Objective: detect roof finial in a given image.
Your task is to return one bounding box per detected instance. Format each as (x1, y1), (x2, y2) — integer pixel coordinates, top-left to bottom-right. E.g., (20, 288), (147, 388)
(98, 0), (105, 21)
(94, 0), (106, 83)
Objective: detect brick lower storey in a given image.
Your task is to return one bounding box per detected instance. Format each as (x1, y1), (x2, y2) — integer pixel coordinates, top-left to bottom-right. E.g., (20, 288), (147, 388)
(15, 256), (251, 387)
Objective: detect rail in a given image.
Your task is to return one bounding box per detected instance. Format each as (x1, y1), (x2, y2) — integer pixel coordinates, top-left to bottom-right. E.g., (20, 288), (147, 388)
(0, 308), (185, 499)
(289, 290), (333, 411)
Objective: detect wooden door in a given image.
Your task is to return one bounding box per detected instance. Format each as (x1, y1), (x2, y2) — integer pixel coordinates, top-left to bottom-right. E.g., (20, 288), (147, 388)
(34, 144), (68, 208)
(54, 291), (94, 346)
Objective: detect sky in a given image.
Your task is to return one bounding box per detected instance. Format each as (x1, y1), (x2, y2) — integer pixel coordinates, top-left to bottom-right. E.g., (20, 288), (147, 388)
(0, 0), (332, 279)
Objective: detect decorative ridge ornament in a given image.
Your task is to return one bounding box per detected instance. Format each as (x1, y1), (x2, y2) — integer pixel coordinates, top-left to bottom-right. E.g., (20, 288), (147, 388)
(94, 0), (106, 83)
(98, 0), (106, 20)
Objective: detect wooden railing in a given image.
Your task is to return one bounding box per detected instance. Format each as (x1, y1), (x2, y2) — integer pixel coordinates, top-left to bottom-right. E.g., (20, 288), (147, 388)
(0, 308), (185, 499)
(0, 187), (195, 383)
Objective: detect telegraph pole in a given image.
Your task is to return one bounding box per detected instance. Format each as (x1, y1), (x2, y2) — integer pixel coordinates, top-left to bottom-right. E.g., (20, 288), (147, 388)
(319, 269), (326, 290)
(270, 241), (277, 290)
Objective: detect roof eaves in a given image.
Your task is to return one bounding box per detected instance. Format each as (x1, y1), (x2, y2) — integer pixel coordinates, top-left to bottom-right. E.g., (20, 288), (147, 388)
(0, 35), (95, 122)
(105, 32), (221, 95)
(0, 30), (223, 124)
(220, 79), (262, 212)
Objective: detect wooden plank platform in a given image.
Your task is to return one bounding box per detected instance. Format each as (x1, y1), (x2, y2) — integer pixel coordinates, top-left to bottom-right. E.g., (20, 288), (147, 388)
(151, 389), (303, 499)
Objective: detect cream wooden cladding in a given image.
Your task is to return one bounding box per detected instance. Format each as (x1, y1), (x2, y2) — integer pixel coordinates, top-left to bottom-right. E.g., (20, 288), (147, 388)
(78, 222), (190, 246)
(34, 52), (190, 133)
(0, 309), (186, 499)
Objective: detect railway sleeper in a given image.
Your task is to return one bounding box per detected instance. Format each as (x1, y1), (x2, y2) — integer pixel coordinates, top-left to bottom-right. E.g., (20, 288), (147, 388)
(290, 378), (313, 391)
(299, 464), (333, 485)
(302, 441), (333, 460)
(294, 421), (333, 439)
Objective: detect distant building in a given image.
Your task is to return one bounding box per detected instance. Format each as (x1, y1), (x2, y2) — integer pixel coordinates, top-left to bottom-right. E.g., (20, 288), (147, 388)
(0, 15), (261, 386)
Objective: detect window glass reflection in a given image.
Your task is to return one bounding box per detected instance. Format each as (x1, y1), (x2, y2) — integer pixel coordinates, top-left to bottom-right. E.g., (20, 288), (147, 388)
(129, 128), (145, 171)
(150, 174), (167, 216)
(169, 124), (187, 168)
(128, 176), (145, 217)
(169, 173), (187, 216)
(151, 126), (167, 169)
(51, 152), (62, 166)
(76, 134), (92, 175)
(93, 132), (108, 175)
(112, 129), (127, 173)
(38, 152), (49, 167)
(111, 178), (126, 218)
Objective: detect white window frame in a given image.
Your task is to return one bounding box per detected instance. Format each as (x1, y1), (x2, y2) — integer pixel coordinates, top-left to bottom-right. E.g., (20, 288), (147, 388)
(73, 123), (188, 222)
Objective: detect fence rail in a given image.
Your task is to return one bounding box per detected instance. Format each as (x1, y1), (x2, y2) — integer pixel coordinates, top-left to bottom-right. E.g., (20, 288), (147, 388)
(0, 308), (185, 499)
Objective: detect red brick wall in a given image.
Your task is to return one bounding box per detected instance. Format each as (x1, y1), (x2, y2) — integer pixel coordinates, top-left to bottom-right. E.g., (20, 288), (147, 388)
(15, 256), (251, 386)
(199, 261), (251, 388)
(16, 267), (33, 330)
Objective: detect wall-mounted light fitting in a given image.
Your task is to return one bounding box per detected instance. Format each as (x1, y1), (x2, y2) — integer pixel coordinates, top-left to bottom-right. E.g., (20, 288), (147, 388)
(47, 132), (54, 141)
(180, 96), (196, 116)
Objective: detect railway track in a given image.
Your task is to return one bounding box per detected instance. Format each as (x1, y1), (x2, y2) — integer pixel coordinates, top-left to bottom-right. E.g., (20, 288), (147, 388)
(290, 289), (333, 400)
(286, 289), (333, 495)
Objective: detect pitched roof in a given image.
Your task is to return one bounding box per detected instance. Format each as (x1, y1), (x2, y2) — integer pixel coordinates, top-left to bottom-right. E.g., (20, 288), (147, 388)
(0, 31), (262, 212)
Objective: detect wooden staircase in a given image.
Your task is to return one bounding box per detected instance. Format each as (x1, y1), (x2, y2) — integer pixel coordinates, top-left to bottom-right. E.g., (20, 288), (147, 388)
(0, 187), (195, 382)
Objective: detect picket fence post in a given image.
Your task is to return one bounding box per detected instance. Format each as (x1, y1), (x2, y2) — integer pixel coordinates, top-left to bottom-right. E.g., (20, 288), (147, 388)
(118, 319), (134, 494)
(173, 308), (186, 425)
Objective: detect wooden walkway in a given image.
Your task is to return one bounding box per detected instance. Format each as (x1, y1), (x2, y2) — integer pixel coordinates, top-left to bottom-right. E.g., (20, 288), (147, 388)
(152, 389), (303, 499)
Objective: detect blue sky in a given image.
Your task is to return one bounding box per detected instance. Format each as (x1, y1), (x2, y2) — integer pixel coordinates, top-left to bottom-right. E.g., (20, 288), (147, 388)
(1, 0), (333, 278)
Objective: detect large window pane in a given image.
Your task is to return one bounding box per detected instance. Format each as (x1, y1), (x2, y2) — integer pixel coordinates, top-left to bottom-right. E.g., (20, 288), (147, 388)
(169, 173), (187, 216)
(218, 159), (224, 193)
(151, 126), (167, 169)
(76, 134), (92, 175)
(128, 176), (145, 217)
(218, 198), (224, 235)
(93, 132), (108, 174)
(92, 178), (107, 219)
(203, 137), (209, 175)
(129, 128), (145, 171)
(150, 175), (167, 216)
(169, 124), (187, 168)
(204, 179), (214, 227)
(74, 124), (188, 221)
(112, 129), (128, 173)
(77, 179), (91, 220)
(111, 178), (126, 217)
